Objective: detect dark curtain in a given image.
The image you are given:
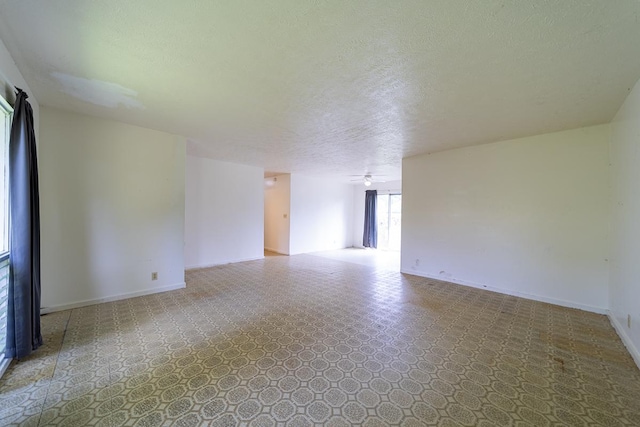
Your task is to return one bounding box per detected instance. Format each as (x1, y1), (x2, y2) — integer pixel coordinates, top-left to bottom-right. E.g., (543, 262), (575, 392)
(6, 88), (42, 359)
(363, 190), (377, 248)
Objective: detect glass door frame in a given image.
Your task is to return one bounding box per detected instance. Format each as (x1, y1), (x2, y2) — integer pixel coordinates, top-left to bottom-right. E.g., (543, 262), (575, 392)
(0, 93), (13, 377)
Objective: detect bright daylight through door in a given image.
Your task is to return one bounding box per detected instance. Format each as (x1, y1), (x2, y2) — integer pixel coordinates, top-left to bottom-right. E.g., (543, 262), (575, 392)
(0, 94), (11, 359)
(377, 193), (401, 251)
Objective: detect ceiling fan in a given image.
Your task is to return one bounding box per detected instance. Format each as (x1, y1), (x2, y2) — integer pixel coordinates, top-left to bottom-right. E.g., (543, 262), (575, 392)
(349, 174), (386, 186)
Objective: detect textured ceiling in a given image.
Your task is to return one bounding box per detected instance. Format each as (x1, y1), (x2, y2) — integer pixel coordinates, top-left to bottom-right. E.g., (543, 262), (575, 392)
(1, 1), (640, 182)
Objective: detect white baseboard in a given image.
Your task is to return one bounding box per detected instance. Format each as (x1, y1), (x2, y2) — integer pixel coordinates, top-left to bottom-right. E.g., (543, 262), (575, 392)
(40, 282), (186, 314)
(185, 255), (265, 271)
(607, 311), (640, 370)
(401, 269), (607, 315)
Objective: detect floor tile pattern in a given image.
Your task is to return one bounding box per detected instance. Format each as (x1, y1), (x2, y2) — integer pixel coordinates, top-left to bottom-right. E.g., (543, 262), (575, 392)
(1, 254), (639, 426)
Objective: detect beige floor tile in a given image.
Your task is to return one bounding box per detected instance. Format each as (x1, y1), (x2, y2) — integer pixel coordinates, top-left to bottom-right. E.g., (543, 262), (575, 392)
(0, 254), (639, 426)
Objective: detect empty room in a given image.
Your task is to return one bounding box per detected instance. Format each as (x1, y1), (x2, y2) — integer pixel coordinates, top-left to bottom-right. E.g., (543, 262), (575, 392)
(0, 1), (639, 426)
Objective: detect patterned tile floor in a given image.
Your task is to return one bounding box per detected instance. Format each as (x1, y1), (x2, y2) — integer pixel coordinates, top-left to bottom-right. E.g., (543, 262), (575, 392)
(1, 254), (640, 426)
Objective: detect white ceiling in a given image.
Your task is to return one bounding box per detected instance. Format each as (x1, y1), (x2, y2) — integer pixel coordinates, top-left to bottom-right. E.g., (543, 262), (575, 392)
(1, 1), (639, 182)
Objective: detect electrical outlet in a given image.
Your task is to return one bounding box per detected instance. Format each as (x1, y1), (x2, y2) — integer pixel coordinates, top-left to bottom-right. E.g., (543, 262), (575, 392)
(628, 314), (632, 329)
(151, 272), (158, 281)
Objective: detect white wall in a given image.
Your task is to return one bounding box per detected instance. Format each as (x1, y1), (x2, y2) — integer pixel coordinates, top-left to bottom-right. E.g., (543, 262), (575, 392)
(289, 175), (354, 255)
(0, 36), (39, 139)
(39, 107), (186, 311)
(185, 156), (264, 268)
(609, 79), (640, 365)
(352, 180), (402, 248)
(264, 174), (291, 254)
(402, 125), (610, 313)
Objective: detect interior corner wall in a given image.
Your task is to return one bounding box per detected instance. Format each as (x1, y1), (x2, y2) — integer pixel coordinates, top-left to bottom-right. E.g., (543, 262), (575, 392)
(402, 125), (611, 313)
(352, 180), (402, 248)
(264, 174), (291, 255)
(39, 107), (186, 311)
(289, 175), (354, 255)
(0, 36), (39, 139)
(185, 156), (264, 268)
(609, 78), (640, 365)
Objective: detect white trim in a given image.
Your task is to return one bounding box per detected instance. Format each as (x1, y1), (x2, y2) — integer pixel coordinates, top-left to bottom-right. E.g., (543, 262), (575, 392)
(40, 282), (186, 314)
(186, 255), (265, 271)
(401, 269), (607, 314)
(264, 247), (289, 256)
(608, 311), (640, 370)
(0, 357), (11, 378)
(374, 189), (402, 195)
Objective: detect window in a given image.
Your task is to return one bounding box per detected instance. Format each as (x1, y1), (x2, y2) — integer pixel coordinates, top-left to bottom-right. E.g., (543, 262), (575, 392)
(0, 94), (12, 359)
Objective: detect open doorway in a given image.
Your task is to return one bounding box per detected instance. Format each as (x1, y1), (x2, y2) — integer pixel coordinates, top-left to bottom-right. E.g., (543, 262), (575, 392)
(311, 184), (402, 271)
(377, 193), (401, 251)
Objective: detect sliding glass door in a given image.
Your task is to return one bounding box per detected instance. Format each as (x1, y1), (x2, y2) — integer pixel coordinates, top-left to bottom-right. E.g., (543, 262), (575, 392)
(376, 193), (401, 251)
(0, 256), (8, 357)
(0, 95), (12, 359)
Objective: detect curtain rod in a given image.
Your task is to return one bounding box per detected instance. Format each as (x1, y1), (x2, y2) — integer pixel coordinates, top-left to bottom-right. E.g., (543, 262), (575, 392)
(0, 70), (28, 98)
(370, 189), (401, 194)
(0, 70), (17, 109)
